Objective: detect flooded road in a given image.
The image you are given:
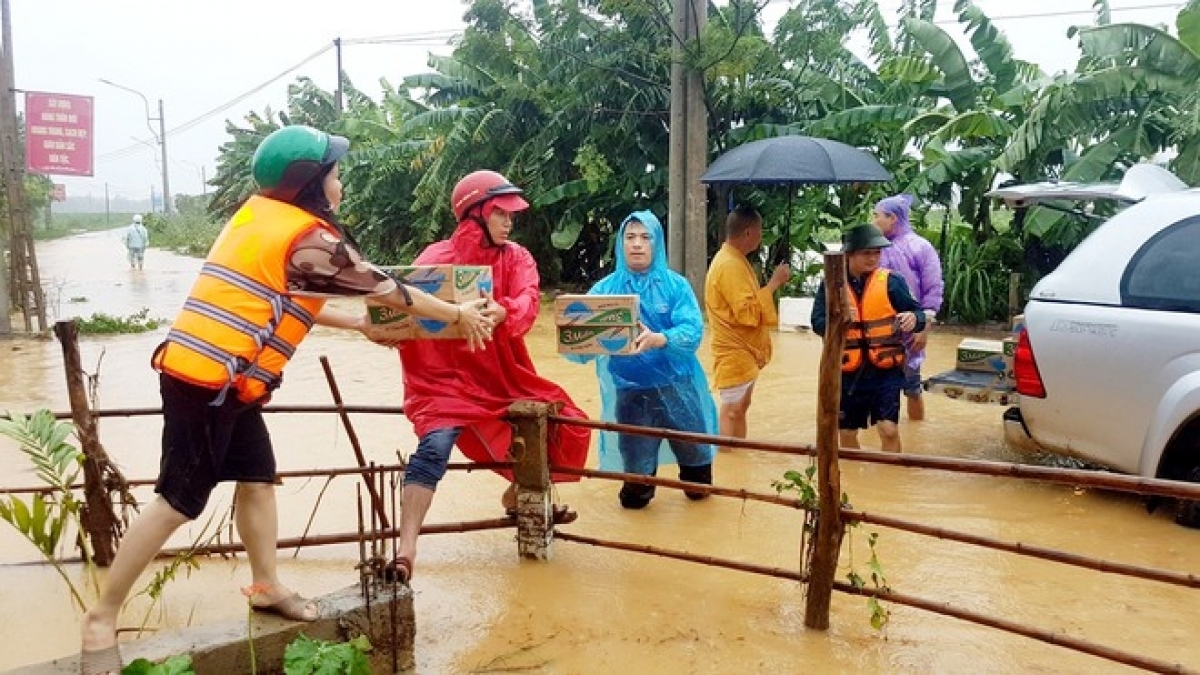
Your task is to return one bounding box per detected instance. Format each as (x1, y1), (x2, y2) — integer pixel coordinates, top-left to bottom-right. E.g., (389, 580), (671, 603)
(2, 231), (1198, 673)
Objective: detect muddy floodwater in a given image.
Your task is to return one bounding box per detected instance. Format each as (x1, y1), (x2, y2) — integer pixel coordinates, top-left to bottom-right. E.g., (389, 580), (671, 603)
(1, 230), (1198, 673)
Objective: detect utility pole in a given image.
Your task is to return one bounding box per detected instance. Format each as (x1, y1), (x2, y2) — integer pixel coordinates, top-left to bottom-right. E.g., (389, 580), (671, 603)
(0, 0), (45, 332)
(157, 98), (171, 213)
(334, 37), (343, 114)
(667, 0), (708, 302)
(99, 78), (172, 214)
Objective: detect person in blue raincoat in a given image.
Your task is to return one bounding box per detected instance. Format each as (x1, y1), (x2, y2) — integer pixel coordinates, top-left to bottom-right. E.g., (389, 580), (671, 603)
(565, 210), (718, 509)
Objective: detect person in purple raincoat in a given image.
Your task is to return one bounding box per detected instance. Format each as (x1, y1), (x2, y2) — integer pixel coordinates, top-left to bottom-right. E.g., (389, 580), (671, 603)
(873, 194), (944, 421)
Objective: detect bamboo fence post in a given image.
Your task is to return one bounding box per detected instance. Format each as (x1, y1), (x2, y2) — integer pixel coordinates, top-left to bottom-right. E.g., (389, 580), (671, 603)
(53, 320), (123, 566)
(507, 400), (555, 560)
(319, 355), (389, 529)
(806, 251), (848, 630)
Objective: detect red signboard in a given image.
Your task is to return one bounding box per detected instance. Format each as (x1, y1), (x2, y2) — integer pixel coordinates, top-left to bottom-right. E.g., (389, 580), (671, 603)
(25, 91), (94, 176)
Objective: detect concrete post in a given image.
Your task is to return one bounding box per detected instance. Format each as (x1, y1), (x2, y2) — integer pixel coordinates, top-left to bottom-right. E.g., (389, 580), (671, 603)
(507, 400), (556, 560)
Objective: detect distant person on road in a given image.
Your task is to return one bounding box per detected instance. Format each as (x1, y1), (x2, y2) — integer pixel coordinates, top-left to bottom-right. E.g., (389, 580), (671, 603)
(704, 205), (790, 451)
(874, 194), (943, 421)
(386, 169), (591, 584)
(811, 223), (926, 453)
(79, 125), (496, 675)
(564, 210), (717, 509)
(123, 214), (149, 270)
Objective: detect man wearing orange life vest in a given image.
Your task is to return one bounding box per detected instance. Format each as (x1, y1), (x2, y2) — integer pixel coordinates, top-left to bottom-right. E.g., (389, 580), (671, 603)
(79, 125), (497, 674)
(810, 224), (925, 453)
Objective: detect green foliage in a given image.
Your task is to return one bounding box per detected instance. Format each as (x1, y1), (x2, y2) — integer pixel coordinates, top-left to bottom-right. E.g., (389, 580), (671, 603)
(774, 465), (890, 630)
(284, 634), (372, 675)
(122, 655), (196, 675)
(73, 308), (166, 335)
(940, 226), (1021, 324)
(0, 410), (90, 609)
(35, 213), (129, 241)
(143, 211), (222, 258)
(196, 0), (1200, 291)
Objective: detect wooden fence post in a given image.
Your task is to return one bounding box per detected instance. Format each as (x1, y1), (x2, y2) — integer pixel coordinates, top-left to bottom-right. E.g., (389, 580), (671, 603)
(53, 320), (124, 566)
(806, 251), (848, 629)
(507, 400), (555, 560)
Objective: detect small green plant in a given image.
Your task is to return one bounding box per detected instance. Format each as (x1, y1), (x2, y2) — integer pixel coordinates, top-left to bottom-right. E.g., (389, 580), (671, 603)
(846, 531), (891, 630)
(284, 634), (372, 675)
(121, 655), (195, 675)
(0, 410), (93, 609)
(774, 465), (890, 630)
(74, 308), (165, 334)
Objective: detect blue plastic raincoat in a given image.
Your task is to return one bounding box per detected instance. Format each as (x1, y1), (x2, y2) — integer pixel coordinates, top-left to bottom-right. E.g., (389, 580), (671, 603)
(568, 211), (718, 471)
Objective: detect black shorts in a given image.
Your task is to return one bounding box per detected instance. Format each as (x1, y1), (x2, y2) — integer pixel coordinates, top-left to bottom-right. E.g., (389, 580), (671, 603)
(839, 369), (904, 430)
(155, 374), (275, 520)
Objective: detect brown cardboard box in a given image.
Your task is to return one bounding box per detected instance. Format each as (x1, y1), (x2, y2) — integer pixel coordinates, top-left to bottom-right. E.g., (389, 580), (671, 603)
(366, 264), (492, 340)
(554, 294), (639, 327)
(1002, 336), (1017, 382)
(364, 300), (414, 340)
(556, 325), (639, 355)
(955, 338), (1006, 374)
(378, 264), (492, 302)
(1011, 313), (1026, 336)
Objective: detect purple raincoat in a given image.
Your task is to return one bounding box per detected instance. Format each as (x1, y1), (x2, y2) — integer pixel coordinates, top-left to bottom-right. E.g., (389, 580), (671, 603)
(875, 195), (944, 370)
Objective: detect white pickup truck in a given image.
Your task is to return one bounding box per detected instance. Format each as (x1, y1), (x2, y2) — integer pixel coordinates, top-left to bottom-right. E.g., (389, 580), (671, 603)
(988, 164), (1200, 526)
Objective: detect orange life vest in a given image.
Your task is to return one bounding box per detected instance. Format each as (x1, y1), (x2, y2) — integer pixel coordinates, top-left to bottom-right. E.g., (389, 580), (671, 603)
(153, 195), (328, 403)
(842, 268), (905, 373)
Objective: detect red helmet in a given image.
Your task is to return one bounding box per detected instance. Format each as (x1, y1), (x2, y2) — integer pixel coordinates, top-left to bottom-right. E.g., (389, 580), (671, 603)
(451, 170), (529, 221)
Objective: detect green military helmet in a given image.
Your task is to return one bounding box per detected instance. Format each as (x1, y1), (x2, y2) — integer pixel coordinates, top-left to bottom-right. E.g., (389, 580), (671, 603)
(842, 223), (892, 252)
(251, 125), (350, 202)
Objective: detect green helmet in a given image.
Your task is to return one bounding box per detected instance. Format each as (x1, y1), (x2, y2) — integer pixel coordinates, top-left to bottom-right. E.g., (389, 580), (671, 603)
(251, 125), (349, 202)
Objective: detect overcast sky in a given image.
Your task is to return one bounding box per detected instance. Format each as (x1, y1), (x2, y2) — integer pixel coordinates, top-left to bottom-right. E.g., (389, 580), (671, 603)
(16, 0), (1183, 205)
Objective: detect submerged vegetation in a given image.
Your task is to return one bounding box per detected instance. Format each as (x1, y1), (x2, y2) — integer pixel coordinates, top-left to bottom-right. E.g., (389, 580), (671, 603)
(73, 308), (166, 335)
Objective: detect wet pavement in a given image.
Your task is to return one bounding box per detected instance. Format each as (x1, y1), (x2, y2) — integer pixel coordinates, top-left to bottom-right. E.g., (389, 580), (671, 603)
(1, 231), (1198, 673)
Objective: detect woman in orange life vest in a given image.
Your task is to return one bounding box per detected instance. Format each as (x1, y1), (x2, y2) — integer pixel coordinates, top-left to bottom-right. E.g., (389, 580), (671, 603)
(79, 125), (497, 673)
(810, 223), (925, 453)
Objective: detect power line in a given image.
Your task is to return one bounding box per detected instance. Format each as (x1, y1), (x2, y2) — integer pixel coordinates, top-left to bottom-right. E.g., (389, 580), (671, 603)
(97, 42), (335, 163)
(96, 29), (469, 166)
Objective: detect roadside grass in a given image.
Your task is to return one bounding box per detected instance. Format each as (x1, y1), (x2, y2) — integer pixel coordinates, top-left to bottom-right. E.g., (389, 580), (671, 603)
(35, 213), (132, 241)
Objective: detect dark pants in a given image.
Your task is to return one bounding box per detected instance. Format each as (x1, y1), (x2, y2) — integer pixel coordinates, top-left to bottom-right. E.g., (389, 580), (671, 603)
(156, 374), (275, 520)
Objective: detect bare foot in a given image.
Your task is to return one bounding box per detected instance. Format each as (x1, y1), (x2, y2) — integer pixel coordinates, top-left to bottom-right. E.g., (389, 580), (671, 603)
(249, 584), (318, 621)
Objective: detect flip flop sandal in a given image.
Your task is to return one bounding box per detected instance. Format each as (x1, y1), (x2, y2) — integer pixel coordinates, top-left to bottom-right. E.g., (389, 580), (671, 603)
(552, 504), (579, 525)
(505, 504), (578, 524)
(251, 593), (319, 622)
(80, 644), (123, 675)
(382, 555), (413, 584)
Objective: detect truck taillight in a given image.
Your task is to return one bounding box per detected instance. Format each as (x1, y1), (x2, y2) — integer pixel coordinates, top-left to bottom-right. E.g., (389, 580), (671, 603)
(1014, 328), (1046, 398)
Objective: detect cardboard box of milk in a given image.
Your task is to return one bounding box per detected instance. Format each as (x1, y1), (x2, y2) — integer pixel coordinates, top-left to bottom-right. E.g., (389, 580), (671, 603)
(556, 325), (640, 355)
(553, 294), (639, 327)
(955, 338), (1006, 374)
(1002, 336), (1017, 382)
(366, 264), (492, 340)
(380, 264), (492, 302)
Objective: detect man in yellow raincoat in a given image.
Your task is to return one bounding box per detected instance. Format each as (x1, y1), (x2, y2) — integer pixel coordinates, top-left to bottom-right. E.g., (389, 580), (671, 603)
(703, 205), (790, 450)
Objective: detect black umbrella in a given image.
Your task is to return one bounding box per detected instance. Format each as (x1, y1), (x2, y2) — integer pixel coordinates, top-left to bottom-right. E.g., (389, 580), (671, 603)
(700, 135), (893, 185)
(701, 135), (893, 266)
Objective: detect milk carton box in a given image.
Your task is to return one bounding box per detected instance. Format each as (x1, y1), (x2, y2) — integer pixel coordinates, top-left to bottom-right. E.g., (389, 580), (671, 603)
(554, 294), (640, 355)
(1011, 313), (1026, 336)
(379, 264), (492, 302)
(366, 264), (492, 340)
(955, 338), (1006, 374)
(1002, 336), (1017, 382)
(556, 325), (640, 355)
(553, 294), (639, 327)
(364, 302), (415, 340)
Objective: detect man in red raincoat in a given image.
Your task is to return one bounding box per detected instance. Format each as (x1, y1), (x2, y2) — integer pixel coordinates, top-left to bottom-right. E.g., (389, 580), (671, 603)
(387, 170), (591, 582)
